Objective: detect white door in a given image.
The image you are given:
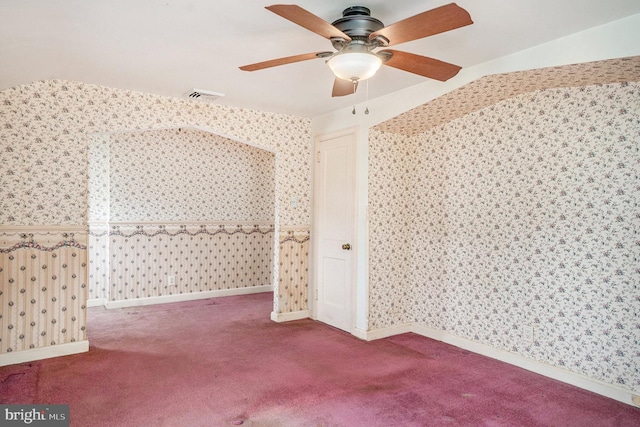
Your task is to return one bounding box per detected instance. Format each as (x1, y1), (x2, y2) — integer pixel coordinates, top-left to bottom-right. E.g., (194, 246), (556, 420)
(314, 130), (355, 332)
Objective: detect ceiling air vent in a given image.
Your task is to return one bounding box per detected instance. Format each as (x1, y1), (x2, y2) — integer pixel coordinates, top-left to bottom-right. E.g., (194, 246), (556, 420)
(185, 89), (225, 102)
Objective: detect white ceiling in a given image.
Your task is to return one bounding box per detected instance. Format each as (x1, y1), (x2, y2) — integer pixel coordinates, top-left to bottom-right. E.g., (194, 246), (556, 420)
(1, 0), (639, 118)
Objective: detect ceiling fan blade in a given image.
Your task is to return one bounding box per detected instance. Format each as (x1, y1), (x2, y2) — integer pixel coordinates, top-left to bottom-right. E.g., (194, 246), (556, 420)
(370, 3), (472, 46)
(332, 78), (358, 97)
(240, 52), (328, 72)
(380, 50), (461, 81)
(266, 4), (351, 41)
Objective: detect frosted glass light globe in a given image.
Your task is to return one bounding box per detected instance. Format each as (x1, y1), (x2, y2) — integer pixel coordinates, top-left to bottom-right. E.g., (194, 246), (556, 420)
(328, 52), (382, 82)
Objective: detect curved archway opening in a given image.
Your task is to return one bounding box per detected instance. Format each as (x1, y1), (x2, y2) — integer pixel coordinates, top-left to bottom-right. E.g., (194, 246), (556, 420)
(87, 126), (278, 311)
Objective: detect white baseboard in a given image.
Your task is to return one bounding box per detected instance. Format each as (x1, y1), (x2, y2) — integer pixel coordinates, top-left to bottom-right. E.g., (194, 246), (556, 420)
(0, 341), (89, 367)
(352, 328), (369, 340)
(104, 286), (272, 309)
(353, 324), (412, 341)
(361, 322), (639, 407)
(415, 324), (640, 407)
(87, 297), (107, 307)
(271, 310), (310, 322)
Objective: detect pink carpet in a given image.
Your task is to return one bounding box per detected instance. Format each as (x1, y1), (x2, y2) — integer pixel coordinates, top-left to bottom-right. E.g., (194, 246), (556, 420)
(1, 293), (639, 426)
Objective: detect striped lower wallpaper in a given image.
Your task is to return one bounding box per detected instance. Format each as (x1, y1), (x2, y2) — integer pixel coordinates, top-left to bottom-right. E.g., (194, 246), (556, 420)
(1, 223), (311, 362)
(89, 223), (276, 303)
(277, 228), (310, 314)
(0, 227), (88, 356)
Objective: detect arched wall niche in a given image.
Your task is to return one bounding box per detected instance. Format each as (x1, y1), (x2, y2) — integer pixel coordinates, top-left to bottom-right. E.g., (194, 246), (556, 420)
(87, 126), (279, 308)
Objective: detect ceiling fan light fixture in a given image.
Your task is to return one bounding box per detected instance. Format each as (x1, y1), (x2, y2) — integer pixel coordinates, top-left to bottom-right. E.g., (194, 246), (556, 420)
(327, 51), (382, 82)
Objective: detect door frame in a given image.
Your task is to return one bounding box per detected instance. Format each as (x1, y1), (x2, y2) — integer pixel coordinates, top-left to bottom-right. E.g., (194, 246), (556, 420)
(311, 126), (359, 332)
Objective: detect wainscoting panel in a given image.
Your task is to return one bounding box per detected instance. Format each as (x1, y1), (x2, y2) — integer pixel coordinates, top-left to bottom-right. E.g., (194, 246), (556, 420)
(88, 224), (109, 304)
(103, 223), (274, 302)
(0, 228), (88, 359)
(277, 228), (310, 314)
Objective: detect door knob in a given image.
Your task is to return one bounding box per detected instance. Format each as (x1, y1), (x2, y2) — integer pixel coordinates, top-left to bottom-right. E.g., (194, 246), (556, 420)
(342, 243), (351, 250)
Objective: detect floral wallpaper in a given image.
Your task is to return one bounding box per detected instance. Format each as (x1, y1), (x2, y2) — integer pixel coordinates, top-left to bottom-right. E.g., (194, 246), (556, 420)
(377, 56), (640, 136)
(0, 79), (311, 226)
(277, 228), (311, 314)
(107, 129), (275, 222)
(0, 79), (312, 359)
(87, 134), (111, 223)
(369, 81), (640, 393)
(367, 131), (414, 328)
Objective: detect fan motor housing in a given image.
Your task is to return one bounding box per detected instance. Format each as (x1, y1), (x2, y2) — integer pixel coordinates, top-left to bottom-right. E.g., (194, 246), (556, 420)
(331, 6), (384, 39)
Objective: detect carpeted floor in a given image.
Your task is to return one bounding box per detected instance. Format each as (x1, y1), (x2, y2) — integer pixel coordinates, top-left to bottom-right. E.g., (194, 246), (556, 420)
(1, 293), (639, 426)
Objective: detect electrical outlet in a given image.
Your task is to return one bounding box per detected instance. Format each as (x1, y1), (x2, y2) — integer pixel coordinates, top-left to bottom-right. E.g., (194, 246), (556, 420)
(168, 275), (175, 286)
(523, 325), (534, 343)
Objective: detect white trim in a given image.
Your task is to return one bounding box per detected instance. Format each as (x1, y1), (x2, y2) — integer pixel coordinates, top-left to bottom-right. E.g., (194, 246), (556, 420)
(352, 328), (368, 340)
(104, 286), (272, 309)
(0, 341), (89, 367)
(279, 224), (311, 232)
(409, 324), (639, 407)
(87, 221), (109, 227)
(353, 324), (412, 341)
(353, 125), (369, 333)
(270, 310), (310, 322)
(313, 127), (359, 332)
(87, 297), (107, 307)
(360, 323), (639, 407)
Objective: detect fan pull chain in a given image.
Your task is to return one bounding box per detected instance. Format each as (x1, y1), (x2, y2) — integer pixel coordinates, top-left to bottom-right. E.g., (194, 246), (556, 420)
(365, 80), (370, 115)
(352, 79), (357, 115)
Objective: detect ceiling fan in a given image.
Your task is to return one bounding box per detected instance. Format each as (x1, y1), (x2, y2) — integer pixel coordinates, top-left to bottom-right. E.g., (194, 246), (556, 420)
(240, 3), (473, 97)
